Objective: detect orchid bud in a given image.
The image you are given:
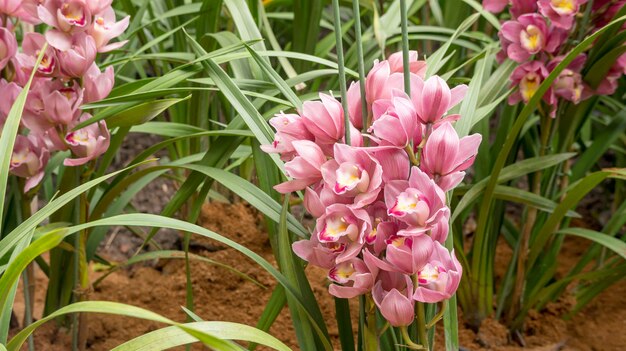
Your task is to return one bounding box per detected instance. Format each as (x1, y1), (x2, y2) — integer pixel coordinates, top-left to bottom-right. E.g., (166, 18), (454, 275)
(482, 0), (509, 13)
(0, 27), (17, 71)
(410, 76), (467, 125)
(421, 122), (482, 191)
(58, 33), (97, 78)
(301, 93), (345, 148)
(372, 275), (415, 327)
(10, 134), (50, 192)
(83, 64), (114, 103)
(273, 140), (326, 193)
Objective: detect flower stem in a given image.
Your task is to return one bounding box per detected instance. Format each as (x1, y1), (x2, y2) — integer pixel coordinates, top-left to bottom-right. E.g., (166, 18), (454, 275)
(426, 303), (446, 329)
(400, 326), (425, 350)
(331, 0), (350, 145)
(416, 302), (429, 349)
(364, 295), (379, 351)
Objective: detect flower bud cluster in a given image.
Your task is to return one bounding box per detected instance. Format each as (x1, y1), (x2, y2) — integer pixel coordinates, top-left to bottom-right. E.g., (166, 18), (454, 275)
(1, 0), (128, 192)
(263, 51), (482, 326)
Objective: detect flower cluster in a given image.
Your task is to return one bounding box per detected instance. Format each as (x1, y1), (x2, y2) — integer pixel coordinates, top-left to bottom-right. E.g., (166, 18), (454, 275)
(1, 0), (129, 192)
(263, 51), (481, 326)
(485, 0), (625, 116)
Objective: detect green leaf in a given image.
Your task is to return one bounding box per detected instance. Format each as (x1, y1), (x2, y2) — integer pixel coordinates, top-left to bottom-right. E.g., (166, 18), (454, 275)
(557, 228), (626, 261)
(0, 45), (47, 234)
(103, 96), (191, 128)
(114, 321), (292, 351)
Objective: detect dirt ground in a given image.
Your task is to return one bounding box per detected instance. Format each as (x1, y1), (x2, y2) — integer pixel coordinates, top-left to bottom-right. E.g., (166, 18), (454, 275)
(9, 201), (626, 351)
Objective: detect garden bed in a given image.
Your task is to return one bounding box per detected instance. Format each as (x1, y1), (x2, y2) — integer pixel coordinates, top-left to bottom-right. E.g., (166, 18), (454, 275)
(10, 202), (625, 351)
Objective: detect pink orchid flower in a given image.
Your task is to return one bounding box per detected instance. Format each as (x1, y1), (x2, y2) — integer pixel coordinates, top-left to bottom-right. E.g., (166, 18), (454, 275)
(547, 54), (589, 104)
(366, 51), (426, 105)
(347, 81), (364, 130)
(370, 234), (435, 275)
(384, 167), (449, 233)
(430, 216), (450, 244)
(58, 32), (97, 77)
(84, 0), (112, 15)
(538, 0), (587, 30)
(510, 0), (539, 18)
(261, 112), (314, 161)
(499, 14), (566, 63)
(292, 234), (342, 270)
(328, 258), (376, 299)
(15, 32), (59, 77)
(508, 61), (555, 108)
(595, 53), (625, 96)
(274, 140), (326, 193)
(316, 204), (370, 244)
(83, 63), (114, 103)
(39, 0), (92, 50)
(321, 143), (383, 207)
(372, 274), (415, 327)
(420, 122), (482, 191)
(88, 7), (130, 52)
(410, 76), (467, 125)
(301, 93), (346, 148)
(42, 80), (84, 126)
(0, 0), (40, 23)
(0, 27), (17, 71)
(363, 202), (393, 254)
(370, 92), (421, 148)
(0, 79), (21, 125)
(413, 242), (462, 303)
(483, 0), (509, 12)
(10, 134), (50, 192)
(64, 113), (110, 166)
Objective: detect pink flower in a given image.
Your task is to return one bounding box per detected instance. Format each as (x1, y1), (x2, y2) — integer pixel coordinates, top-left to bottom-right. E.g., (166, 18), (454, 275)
(261, 112), (314, 161)
(83, 63), (114, 103)
(538, 0), (587, 30)
(15, 33), (58, 77)
(0, 79), (21, 124)
(370, 234), (435, 275)
(10, 134), (50, 192)
(370, 92), (421, 148)
(273, 140), (326, 193)
(499, 14), (566, 62)
(42, 81), (84, 126)
(84, 0), (112, 15)
(483, 0), (509, 13)
(547, 54), (589, 104)
(410, 76), (466, 125)
(320, 143), (383, 207)
(64, 113), (110, 166)
(372, 274), (414, 327)
(508, 61), (555, 108)
(0, 27), (17, 71)
(595, 53), (625, 96)
(328, 258), (376, 298)
(58, 33), (97, 77)
(510, 0), (539, 18)
(413, 242), (462, 303)
(316, 204), (370, 245)
(347, 81), (364, 130)
(365, 51), (426, 105)
(301, 93), (345, 148)
(38, 0), (91, 33)
(88, 7), (130, 52)
(420, 122), (482, 191)
(292, 234), (341, 270)
(0, 0), (40, 23)
(384, 167), (449, 233)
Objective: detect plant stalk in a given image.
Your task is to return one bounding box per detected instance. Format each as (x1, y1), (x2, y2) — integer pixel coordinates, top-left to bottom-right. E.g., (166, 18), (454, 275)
(364, 296), (378, 351)
(417, 302), (429, 349)
(508, 116), (553, 328)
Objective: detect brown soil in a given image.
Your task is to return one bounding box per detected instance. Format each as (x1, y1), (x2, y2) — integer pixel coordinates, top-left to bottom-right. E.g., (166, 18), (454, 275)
(9, 202), (626, 350)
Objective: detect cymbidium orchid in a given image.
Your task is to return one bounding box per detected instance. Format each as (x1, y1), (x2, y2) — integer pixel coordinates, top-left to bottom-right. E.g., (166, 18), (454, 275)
(263, 50), (479, 331)
(1, 0), (128, 192)
(64, 114), (110, 166)
(499, 14), (565, 63)
(10, 134), (50, 192)
(413, 242), (462, 303)
(538, 0), (587, 29)
(420, 122), (482, 191)
(0, 27), (17, 71)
